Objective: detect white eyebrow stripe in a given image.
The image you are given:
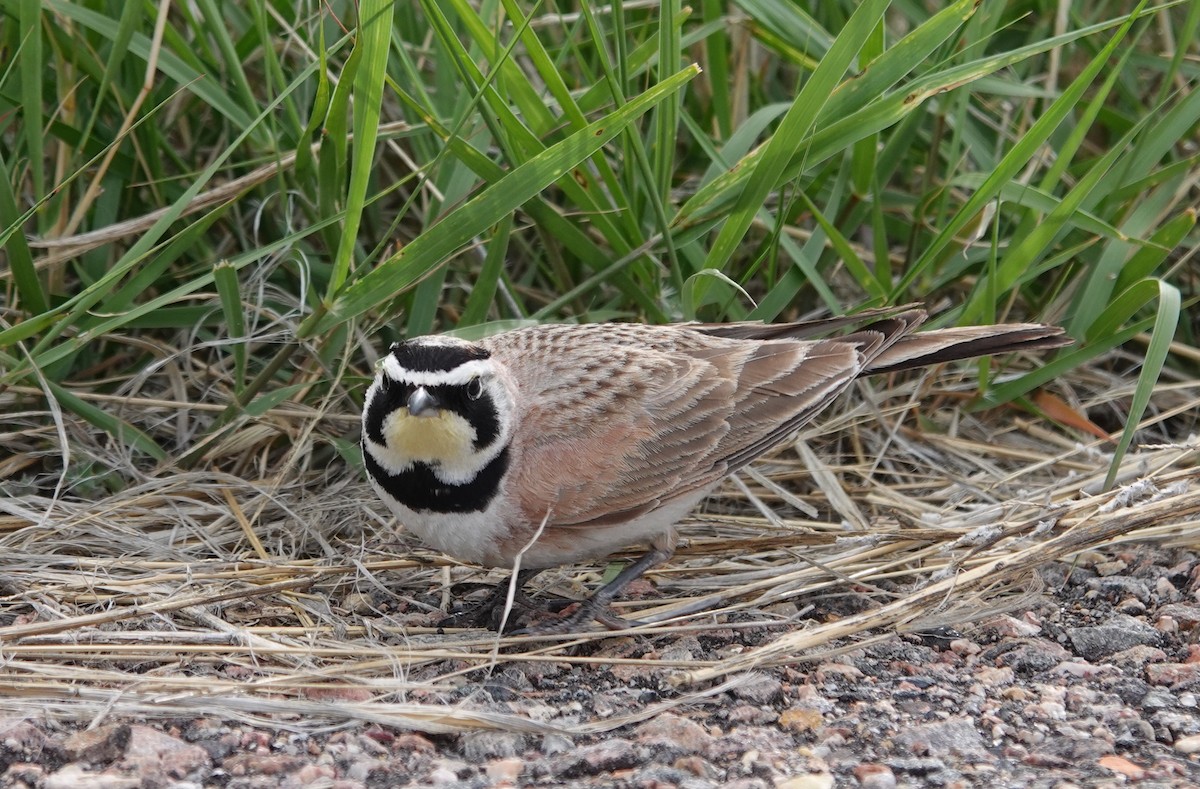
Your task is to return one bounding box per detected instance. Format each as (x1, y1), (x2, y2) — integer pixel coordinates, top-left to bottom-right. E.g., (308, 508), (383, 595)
(380, 356), (495, 387)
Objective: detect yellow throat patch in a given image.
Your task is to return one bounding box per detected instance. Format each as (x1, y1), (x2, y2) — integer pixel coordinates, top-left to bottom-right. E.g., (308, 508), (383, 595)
(382, 409), (477, 465)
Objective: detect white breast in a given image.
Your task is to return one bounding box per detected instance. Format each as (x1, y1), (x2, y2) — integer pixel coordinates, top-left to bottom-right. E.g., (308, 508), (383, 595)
(368, 473), (515, 567)
(370, 474), (716, 570)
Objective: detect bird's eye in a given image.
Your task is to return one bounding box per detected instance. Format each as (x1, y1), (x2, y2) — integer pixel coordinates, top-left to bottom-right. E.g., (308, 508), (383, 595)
(467, 377), (484, 400)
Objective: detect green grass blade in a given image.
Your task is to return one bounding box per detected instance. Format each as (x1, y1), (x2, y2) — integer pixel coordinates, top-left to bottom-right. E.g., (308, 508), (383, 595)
(46, 381), (167, 461)
(701, 0), (732, 140)
(960, 107), (1155, 324)
(0, 147), (46, 314)
(1108, 152), (1200, 203)
(9, 226), (323, 377)
(459, 215), (514, 327)
(192, 0), (261, 123)
(383, 90), (667, 319)
(799, 190), (888, 301)
(1120, 73), (1200, 189)
(683, 267), (755, 318)
(100, 209), (227, 317)
(1, 60), (318, 365)
(1155, 0), (1199, 106)
(294, 29), (335, 185)
(655, 0), (682, 203)
(73, 0), (144, 164)
(733, 0), (832, 65)
(1034, 44), (1132, 201)
(893, 0), (1149, 301)
(947, 174), (1130, 242)
(973, 316), (1154, 410)
(330, 0), (394, 294)
(1103, 281), (1181, 490)
(309, 64), (701, 335)
(40, 0), (258, 134)
(243, 383), (312, 419)
(498, 0), (586, 130)
(677, 1), (1148, 230)
(213, 259), (247, 388)
(428, 0), (641, 266)
(19, 0), (44, 203)
(699, 103), (791, 186)
(1081, 279), (1155, 343)
(679, 0), (976, 224)
(1114, 210), (1196, 295)
(1067, 175), (1183, 337)
(702, 0), (890, 274)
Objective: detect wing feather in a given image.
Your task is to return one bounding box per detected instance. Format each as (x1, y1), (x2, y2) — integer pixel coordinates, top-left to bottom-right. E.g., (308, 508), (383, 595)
(494, 324), (868, 530)
(478, 311), (1065, 541)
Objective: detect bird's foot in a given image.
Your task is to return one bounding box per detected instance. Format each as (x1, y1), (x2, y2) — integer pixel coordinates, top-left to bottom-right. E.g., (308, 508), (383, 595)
(510, 598), (648, 636)
(437, 587), (533, 633)
(437, 570), (576, 633)
(438, 584), (638, 635)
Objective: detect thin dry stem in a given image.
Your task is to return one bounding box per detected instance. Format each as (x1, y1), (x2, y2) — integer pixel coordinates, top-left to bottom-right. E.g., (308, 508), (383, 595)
(1, 359), (1197, 732)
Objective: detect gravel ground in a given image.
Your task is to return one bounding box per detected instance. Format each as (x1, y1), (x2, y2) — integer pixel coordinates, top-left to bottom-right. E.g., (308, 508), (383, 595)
(3, 543), (1199, 789)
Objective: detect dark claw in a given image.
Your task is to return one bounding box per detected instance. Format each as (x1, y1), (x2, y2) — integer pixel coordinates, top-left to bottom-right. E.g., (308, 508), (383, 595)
(438, 547), (672, 635)
(509, 601), (645, 636)
(512, 546), (672, 635)
(437, 586), (536, 632)
(436, 569), (547, 633)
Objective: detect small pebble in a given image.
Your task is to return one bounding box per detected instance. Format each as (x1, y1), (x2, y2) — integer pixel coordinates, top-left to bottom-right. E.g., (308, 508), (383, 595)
(1174, 734), (1200, 754)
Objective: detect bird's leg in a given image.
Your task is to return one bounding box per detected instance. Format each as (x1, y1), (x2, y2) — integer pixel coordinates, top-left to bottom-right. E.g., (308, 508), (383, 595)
(438, 568), (545, 632)
(519, 546), (673, 635)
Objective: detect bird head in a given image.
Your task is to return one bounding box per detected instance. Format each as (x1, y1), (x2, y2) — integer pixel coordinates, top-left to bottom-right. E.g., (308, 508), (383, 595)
(361, 336), (514, 484)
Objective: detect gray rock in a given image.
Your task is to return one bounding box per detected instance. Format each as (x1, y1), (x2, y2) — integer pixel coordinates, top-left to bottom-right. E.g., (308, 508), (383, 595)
(996, 641), (1071, 674)
(1146, 662), (1200, 686)
(884, 757), (948, 776)
(854, 763), (898, 789)
(1028, 732), (1112, 762)
(633, 712), (714, 754)
(62, 724), (130, 765)
(1140, 689), (1176, 710)
(633, 765), (707, 787)
(118, 726), (210, 785)
(1067, 614), (1161, 661)
(458, 730), (527, 761)
(554, 739), (640, 778)
(1149, 710), (1200, 738)
(43, 764), (139, 789)
(1111, 715), (1156, 746)
(425, 757), (468, 784)
(706, 726), (793, 763)
(539, 734), (574, 756)
(1086, 576), (1152, 603)
(731, 675), (783, 706)
(1107, 644), (1168, 669)
(894, 718), (986, 758)
(727, 704), (779, 725)
(1159, 603), (1200, 628)
(0, 719), (63, 769)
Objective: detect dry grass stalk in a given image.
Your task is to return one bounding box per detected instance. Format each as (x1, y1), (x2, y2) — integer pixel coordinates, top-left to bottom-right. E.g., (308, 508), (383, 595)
(1, 365), (1197, 731)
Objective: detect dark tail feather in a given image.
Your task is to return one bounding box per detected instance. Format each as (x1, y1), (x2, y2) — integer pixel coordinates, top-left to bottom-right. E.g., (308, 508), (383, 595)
(694, 303), (924, 341)
(865, 324), (1071, 375)
(694, 305), (1069, 374)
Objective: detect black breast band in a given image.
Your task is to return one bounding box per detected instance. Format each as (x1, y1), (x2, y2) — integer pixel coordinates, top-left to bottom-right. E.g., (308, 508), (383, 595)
(363, 445), (509, 514)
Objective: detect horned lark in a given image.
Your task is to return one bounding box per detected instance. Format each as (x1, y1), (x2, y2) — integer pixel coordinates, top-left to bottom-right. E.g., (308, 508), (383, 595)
(361, 306), (1068, 633)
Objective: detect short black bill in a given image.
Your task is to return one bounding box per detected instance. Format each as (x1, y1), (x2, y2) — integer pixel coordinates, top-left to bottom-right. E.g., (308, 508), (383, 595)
(407, 386), (440, 417)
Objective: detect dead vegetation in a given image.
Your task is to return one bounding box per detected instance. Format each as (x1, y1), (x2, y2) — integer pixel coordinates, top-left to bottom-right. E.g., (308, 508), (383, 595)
(1, 358), (1197, 734)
